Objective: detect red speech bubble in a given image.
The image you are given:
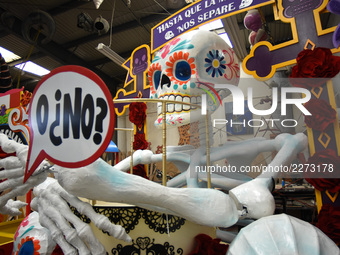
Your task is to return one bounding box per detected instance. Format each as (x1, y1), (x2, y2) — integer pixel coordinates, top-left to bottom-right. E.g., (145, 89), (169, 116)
(24, 66), (115, 182)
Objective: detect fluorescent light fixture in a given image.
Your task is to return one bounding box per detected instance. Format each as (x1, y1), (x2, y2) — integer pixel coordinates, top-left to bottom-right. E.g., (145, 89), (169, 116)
(219, 32), (233, 48)
(15, 61), (50, 76)
(96, 43), (125, 66)
(0, 46), (21, 62)
(199, 19), (224, 31)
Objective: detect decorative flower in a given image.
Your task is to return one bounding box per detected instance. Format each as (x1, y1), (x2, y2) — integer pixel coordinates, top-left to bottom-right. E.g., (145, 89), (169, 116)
(14, 217), (30, 240)
(189, 234), (229, 255)
(223, 49), (240, 81)
(204, 50), (226, 78)
(304, 99), (337, 132)
(305, 149), (340, 193)
(316, 205), (340, 244)
(289, 47), (340, 88)
(160, 37), (180, 59)
(133, 133), (148, 150)
(129, 102), (147, 128)
(129, 164), (148, 179)
(165, 51), (195, 85)
(15, 236), (41, 255)
(21, 90), (32, 107)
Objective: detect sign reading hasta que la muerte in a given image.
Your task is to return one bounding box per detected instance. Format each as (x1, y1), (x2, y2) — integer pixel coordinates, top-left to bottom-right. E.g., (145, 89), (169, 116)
(151, 0), (274, 52)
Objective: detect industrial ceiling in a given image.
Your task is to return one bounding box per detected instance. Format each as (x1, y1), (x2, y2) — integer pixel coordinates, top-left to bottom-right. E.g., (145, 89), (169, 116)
(0, 0), (337, 96)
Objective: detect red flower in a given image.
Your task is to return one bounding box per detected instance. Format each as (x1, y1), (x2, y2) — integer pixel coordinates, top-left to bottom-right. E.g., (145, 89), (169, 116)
(305, 149), (340, 193)
(289, 47), (340, 88)
(15, 236), (41, 255)
(129, 102), (147, 128)
(129, 164), (148, 179)
(189, 234), (229, 255)
(304, 99), (337, 132)
(133, 133), (148, 150)
(317, 205), (340, 244)
(20, 90), (32, 107)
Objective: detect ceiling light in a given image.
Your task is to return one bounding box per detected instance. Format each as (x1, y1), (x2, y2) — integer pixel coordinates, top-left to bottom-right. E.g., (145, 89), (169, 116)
(96, 43), (125, 66)
(0, 46), (21, 62)
(15, 61), (50, 76)
(219, 32), (233, 48)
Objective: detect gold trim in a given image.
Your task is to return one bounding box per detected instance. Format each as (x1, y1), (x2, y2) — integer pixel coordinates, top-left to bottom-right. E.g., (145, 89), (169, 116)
(115, 128), (135, 174)
(114, 44), (151, 116)
(318, 132), (331, 148)
(325, 190), (339, 203)
(150, 0), (275, 53)
(327, 80), (340, 155)
(315, 189), (322, 213)
(304, 39), (315, 50)
(113, 98), (201, 108)
(306, 127), (316, 156)
(162, 101), (167, 186)
(242, 0), (340, 80)
(314, 0), (337, 37)
(311, 86), (323, 98)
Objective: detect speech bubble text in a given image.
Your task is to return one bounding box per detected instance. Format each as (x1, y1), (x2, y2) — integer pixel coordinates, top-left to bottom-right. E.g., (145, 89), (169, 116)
(24, 66), (115, 182)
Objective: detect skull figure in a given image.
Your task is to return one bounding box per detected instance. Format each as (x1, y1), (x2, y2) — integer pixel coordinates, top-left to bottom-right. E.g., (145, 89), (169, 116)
(132, 46), (148, 75)
(148, 30), (240, 128)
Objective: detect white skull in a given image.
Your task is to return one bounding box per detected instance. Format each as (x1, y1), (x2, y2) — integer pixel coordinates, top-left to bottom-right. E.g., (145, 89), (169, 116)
(148, 30), (240, 128)
(239, 0), (253, 9)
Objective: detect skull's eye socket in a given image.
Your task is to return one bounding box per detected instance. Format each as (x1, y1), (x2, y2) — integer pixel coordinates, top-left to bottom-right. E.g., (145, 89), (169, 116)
(175, 61), (191, 81)
(153, 70), (161, 90)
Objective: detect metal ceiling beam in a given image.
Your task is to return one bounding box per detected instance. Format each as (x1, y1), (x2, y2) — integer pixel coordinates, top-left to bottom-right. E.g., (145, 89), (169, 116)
(88, 48), (133, 67)
(62, 9), (177, 49)
(48, 0), (91, 16)
(0, 7), (121, 89)
(7, 52), (45, 66)
(0, 29), (9, 38)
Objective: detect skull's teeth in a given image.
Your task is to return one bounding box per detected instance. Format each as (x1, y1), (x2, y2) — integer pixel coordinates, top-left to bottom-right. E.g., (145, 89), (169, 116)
(183, 97), (190, 110)
(175, 96), (182, 112)
(157, 95), (200, 115)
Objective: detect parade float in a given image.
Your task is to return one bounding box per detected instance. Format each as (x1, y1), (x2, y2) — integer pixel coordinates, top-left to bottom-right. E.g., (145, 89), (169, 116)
(0, 0), (339, 254)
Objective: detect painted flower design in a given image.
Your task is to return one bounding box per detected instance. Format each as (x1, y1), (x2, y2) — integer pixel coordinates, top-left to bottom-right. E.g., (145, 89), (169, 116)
(21, 90), (32, 107)
(14, 217), (30, 240)
(205, 50), (226, 78)
(148, 62), (162, 94)
(160, 37), (180, 59)
(165, 51), (195, 85)
(15, 236), (41, 255)
(223, 48), (240, 80)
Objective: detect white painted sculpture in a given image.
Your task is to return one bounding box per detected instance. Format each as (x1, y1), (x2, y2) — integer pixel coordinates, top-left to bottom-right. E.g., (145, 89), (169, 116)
(227, 214), (340, 255)
(0, 30), (338, 254)
(12, 211), (57, 254)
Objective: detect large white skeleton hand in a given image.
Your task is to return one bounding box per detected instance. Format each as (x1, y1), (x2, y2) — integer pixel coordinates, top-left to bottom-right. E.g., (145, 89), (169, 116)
(31, 177), (131, 255)
(0, 133), (48, 215)
(229, 133), (308, 219)
(0, 134), (131, 255)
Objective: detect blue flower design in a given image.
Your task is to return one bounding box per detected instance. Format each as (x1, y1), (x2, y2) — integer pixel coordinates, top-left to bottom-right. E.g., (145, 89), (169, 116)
(204, 50), (226, 78)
